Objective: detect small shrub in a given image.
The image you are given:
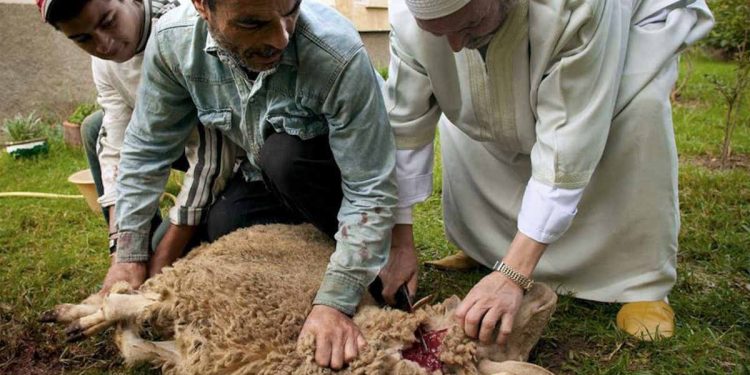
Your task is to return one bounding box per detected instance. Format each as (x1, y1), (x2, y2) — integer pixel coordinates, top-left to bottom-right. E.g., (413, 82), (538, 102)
(67, 103), (98, 125)
(707, 33), (750, 168)
(2, 112), (47, 142)
(705, 0), (750, 56)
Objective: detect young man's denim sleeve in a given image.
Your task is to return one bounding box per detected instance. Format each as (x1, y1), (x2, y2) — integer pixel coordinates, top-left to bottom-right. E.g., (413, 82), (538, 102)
(315, 47), (398, 315)
(115, 31), (199, 263)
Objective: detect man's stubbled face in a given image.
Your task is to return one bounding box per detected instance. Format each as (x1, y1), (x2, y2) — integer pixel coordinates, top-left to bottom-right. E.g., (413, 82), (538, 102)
(56, 0), (145, 62)
(196, 0), (301, 72)
(415, 0), (514, 52)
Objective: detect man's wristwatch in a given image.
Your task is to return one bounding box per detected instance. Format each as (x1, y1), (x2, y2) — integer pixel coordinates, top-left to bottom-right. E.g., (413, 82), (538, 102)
(492, 261), (534, 292)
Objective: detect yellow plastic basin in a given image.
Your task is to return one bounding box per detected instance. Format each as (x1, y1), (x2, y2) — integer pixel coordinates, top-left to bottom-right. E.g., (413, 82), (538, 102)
(68, 169), (101, 214)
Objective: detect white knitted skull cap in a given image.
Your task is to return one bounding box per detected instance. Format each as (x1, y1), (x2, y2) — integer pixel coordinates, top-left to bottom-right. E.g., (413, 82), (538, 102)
(404, 0), (471, 20)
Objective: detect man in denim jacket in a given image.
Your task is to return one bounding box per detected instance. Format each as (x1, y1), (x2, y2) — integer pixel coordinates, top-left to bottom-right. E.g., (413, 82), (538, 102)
(112, 0), (398, 369)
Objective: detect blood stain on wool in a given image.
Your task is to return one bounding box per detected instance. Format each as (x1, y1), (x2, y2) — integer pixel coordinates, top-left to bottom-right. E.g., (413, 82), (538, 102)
(401, 328), (448, 372)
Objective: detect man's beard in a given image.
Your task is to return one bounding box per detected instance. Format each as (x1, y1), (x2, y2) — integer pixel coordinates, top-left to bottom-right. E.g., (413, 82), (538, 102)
(464, 0), (516, 50)
(208, 25), (283, 73)
(464, 33), (496, 50)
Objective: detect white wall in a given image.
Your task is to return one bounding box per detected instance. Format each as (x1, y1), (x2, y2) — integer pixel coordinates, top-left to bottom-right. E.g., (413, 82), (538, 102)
(0, 2), (96, 123)
(0, 1), (389, 124)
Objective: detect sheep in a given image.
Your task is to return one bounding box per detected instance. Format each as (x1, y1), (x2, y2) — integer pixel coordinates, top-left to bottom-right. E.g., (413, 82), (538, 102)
(41, 224), (556, 374)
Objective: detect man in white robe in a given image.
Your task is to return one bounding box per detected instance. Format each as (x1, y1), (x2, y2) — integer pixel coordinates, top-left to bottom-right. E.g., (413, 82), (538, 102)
(377, 0), (714, 342)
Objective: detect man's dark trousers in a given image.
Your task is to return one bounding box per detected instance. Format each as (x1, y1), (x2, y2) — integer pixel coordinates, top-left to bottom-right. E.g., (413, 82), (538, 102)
(205, 132), (343, 242)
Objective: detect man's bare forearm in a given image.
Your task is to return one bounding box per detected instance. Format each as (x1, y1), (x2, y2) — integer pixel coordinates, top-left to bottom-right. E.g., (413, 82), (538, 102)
(501, 232), (547, 278)
(150, 223), (197, 275)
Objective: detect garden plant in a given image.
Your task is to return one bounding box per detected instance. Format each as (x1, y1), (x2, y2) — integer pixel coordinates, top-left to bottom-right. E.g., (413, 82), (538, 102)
(1, 112), (50, 159)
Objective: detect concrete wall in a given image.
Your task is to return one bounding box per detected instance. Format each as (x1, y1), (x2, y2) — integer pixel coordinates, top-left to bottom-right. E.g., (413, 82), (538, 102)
(361, 32), (390, 70)
(0, 1), (390, 123)
(0, 1), (96, 123)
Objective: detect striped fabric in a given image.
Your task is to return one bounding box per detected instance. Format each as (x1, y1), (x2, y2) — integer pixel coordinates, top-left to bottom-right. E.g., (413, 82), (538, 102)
(137, 0), (183, 53)
(170, 124), (234, 227)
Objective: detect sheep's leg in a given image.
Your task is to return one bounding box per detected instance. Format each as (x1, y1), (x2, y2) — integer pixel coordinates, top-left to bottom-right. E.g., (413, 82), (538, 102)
(478, 360), (554, 375)
(115, 324), (180, 367)
(39, 293), (104, 323)
(64, 292), (161, 342)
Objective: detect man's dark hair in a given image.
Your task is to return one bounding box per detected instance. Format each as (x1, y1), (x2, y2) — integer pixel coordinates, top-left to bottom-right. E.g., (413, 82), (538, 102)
(205, 0), (216, 11)
(46, 0), (92, 26)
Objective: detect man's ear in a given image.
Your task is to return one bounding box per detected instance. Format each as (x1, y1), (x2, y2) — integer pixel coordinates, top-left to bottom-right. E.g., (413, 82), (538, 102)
(192, 0), (209, 19)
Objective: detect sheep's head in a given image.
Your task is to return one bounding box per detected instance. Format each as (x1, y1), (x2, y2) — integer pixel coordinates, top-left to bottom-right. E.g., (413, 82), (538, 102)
(340, 283), (556, 374)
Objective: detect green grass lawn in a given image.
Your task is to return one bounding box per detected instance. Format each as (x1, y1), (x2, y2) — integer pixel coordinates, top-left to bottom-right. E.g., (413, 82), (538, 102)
(0, 56), (748, 374)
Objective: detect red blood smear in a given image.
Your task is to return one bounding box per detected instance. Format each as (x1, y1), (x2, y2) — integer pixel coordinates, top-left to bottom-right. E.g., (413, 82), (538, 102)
(401, 328), (448, 372)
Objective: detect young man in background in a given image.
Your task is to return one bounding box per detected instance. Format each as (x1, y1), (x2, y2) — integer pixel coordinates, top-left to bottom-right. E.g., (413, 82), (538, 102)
(39, 0), (238, 293)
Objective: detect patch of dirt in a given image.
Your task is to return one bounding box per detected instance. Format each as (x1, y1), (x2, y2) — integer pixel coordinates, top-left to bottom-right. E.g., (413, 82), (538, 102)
(0, 330), (65, 375)
(0, 314), (121, 375)
(682, 154), (750, 170)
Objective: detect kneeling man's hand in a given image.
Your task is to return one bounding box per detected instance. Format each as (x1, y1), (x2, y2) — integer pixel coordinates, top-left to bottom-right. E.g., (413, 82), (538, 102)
(299, 305), (367, 370)
(99, 256), (147, 295)
(378, 224), (419, 306)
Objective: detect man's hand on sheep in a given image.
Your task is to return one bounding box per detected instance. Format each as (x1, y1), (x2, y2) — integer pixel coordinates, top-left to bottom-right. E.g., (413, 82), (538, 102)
(379, 224), (419, 305)
(455, 231), (547, 346)
(99, 256), (147, 295)
(455, 271), (524, 346)
(298, 304), (367, 370)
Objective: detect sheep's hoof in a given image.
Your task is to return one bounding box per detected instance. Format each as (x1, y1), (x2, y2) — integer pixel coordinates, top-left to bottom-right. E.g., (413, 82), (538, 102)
(39, 309), (59, 323)
(64, 322), (86, 342)
(66, 331), (87, 343)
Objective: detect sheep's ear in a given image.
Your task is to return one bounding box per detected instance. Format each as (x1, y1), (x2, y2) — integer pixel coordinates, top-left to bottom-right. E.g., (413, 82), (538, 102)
(442, 295), (462, 311)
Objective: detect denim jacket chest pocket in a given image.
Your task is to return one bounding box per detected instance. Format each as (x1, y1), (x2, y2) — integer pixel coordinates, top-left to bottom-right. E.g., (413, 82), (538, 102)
(261, 92), (328, 141)
(189, 77), (239, 138)
(197, 109), (232, 131)
(184, 62), (239, 117)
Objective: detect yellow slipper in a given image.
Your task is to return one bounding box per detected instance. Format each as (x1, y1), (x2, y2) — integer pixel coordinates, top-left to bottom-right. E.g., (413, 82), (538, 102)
(424, 250), (480, 271)
(616, 301), (675, 341)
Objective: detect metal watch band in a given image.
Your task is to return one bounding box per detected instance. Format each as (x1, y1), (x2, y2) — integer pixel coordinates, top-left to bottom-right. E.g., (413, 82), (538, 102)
(492, 261), (534, 291)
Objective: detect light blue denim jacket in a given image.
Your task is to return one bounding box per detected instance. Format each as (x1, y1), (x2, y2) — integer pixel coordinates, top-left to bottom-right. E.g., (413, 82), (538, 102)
(115, 2), (398, 315)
